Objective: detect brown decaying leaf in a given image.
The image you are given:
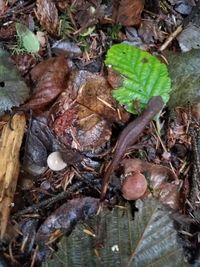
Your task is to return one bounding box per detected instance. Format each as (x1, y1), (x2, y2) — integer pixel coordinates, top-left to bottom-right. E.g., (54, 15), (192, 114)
(115, 0), (144, 26)
(121, 158), (180, 209)
(36, 0), (59, 35)
(11, 54), (37, 76)
(76, 71), (129, 123)
(35, 197), (99, 261)
(53, 103), (112, 151)
(138, 20), (166, 44)
(24, 56), (69, 110)
(73, 0), (102, 29)
(0, 23), (16, 40)
(107, 68), (124, 89)
(51, 70), (129, 151)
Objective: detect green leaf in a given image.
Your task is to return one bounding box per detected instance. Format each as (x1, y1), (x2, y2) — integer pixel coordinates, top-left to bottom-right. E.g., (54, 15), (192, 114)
(43, 199), (189, 267)
(15, 23), (40, 53)
(0, 46), (30, 114)
(105, 44), (171, 113)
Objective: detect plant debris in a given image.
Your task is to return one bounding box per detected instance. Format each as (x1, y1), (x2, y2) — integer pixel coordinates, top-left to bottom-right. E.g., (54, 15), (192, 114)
(0, 1), (199, 266)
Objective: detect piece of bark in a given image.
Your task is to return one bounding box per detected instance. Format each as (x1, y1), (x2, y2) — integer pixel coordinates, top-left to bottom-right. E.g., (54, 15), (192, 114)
(0, 114), (26, 238)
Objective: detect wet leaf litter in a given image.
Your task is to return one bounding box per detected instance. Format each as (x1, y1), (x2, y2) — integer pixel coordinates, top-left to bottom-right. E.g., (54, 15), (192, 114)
(0, 1), (199, 266)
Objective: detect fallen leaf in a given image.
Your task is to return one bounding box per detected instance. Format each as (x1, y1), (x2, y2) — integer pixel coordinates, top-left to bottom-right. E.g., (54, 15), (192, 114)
(15, 23), (40, 54)
(105, 44), (171, 113)
(43, 199), (189, 267)
(52, 104), (112, 151)
(50, 70), (129, 151)
(23, 116), (63, 175)
(36, 0), (59, 36)
(167, 49), (200, 107)
(125, 199), (189, 267)
(52, 40), (82, 58)
(121, 158), (180, 209)
(24, 56), (69, 110)
(0, 47), (30, 115)
(177, 24), (200, 52)
(115, 0), (144, 26)
(138, 20), (166, 43)
(76, 71), (129, 123)
(36, 197), (99, 261)
(11, 54), (36, 76)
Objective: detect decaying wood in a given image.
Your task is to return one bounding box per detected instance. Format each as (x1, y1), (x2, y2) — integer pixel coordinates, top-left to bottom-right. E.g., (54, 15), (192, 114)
(0, 114), (26, 238)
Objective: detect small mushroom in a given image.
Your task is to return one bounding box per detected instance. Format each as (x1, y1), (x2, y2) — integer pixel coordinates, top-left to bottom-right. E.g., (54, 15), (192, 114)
(47, 151), (67, 171)
(121, 172), (147, 200)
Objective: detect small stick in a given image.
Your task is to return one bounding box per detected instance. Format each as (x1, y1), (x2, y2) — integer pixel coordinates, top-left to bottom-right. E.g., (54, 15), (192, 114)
(12, 182), (84, 219)
(159, 25), (183, 52)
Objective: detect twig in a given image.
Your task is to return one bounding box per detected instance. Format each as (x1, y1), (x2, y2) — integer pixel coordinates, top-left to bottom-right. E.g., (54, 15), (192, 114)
(12, 182), (84, 219)
(159, 25), (183, 52)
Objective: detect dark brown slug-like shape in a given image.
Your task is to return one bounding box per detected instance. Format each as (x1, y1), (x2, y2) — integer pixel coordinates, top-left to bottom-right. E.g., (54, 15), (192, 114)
(101, 96), (164, 200)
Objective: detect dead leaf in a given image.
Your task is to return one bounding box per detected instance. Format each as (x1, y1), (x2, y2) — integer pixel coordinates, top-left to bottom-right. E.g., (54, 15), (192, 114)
(36, 0), (59, 35)
(121, 158), (180, 209)
(107, 68), (123, 89)
(24, 56), (69, 111)
(50, 70), (129, 151)
(44, 199), (189, 267)
(0, 23), (16, 40)
(76, 71), (129, 123)
(53, 104), (112, 151)
(52, 40), (82, 58)
(0, 47), (30, 114)
(23, 116), (63, 175)
(11, 54), (36, 76)
(115, 0), (144, 26)
(138, 20), (166, 43)
(35, 197), (99, 261)
(73, 0), (102, 29)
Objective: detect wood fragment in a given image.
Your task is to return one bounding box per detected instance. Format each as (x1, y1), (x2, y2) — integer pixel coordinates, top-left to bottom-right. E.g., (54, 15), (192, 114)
(0, 113), (26, 238)
(159, 25), (183, 52)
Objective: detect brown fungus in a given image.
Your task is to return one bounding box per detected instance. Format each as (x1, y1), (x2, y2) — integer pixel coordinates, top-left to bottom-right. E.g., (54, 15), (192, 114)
(121, 172), (147, 200)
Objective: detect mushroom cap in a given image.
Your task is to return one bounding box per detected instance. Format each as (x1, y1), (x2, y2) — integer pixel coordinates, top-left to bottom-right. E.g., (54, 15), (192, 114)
(47, 151), (67, 171)
(121, 172), (147, 200)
